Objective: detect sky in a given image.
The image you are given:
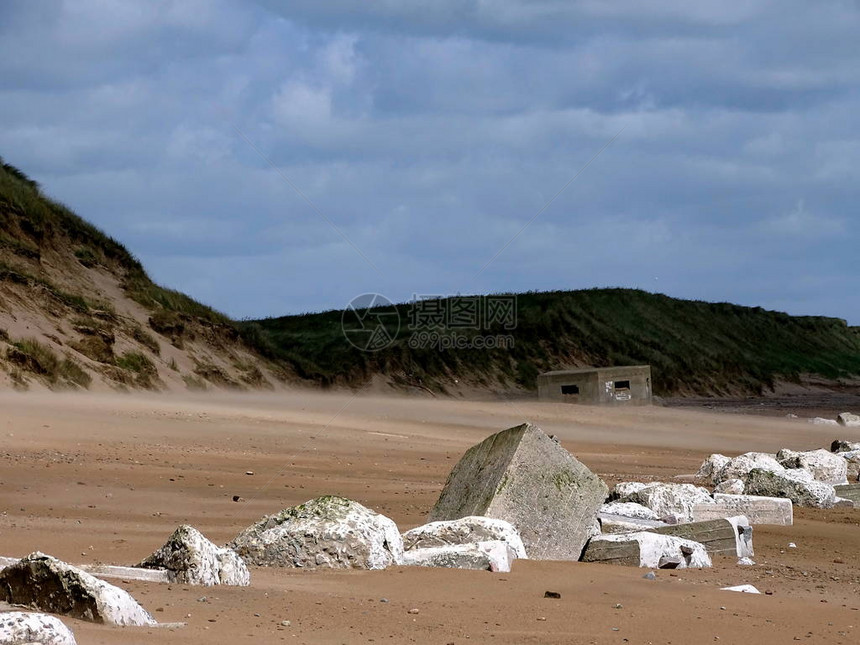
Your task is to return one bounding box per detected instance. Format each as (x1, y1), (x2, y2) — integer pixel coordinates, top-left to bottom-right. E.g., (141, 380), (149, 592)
(1, 1), (858, 323)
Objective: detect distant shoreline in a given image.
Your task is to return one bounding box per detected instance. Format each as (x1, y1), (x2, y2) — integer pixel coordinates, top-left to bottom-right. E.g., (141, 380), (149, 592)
(665, 390), (860, 420)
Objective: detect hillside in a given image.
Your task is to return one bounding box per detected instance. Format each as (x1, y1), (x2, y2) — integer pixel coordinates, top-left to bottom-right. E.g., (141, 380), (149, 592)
(0, 157), (285, 392)
(3, 155), (859, 398)
(243, 290), (860, 397)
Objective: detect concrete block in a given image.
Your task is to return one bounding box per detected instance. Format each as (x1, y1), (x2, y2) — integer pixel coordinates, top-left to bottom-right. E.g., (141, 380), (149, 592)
(401, 541), (517, 572)
(837, 412), (860, 427)
(692, 494), (793, 526)
(429, 423), (607, 560)
(581, 532), (711, 569)
(652, 516), (753, 558)
(834, 483), (860, 506)
(598, 514), (669, 534)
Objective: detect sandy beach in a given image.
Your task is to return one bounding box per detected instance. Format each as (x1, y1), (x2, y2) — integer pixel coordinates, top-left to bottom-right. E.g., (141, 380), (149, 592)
(1, 390), (858, 644)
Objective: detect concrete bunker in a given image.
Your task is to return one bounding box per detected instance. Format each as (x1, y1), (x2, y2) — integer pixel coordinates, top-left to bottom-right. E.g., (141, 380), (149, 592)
(537, 366), (652, 405)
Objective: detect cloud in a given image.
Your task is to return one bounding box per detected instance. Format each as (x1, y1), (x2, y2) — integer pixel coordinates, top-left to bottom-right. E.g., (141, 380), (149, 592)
(760, 200), (845, 238)
(0, 0), (857, 324)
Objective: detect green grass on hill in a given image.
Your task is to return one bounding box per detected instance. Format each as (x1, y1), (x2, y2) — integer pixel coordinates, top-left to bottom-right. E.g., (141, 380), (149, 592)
(241, 289), (860, 396)
(0, 157), (228, 325)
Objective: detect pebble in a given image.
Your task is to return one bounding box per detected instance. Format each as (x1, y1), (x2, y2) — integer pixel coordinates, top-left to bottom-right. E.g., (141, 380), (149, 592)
(280, 620), (291, 627)
(643, 572), (656, 580)
(408, 608), (419, 615)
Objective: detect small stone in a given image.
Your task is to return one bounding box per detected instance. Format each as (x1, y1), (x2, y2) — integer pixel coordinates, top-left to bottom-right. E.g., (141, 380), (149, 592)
(544, 591), (561, 599)
(408, 608), (419, 615)
(380, 598), (389, 603)
(737, 557), (756, 566)
(232, 495), (242, 502)
(643, 571), (657, 580)
(788, 542), (797, 548)
(280, 620), (291, 627)
(245, 471), (255, 476)
(614, 603), (623, 609)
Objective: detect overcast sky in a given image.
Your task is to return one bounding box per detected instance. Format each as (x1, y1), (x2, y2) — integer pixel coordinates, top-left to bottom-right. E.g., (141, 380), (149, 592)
(1, 1), (858, 323)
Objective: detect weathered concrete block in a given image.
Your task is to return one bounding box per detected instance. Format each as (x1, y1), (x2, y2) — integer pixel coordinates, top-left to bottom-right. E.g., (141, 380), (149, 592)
(613, 482), (714, 523)
(716, 453), (784, 484)
(0, 611), (77, 645)
(598, 514), (669, 534)
(600, 502), (660, 521)
(776, 448), (848, 485)
(837, 412), (860, 427)
(714, 478), (745, 495)
(744, 468), (836, 508)
(429, 423), (608, 560)
(652, 516), (753, 558)
(581, 532), (711, 569)
(695, 454), (731, 485)
(810, 417), (838, 426)
(402, 517), (526, 558)
(229, 496), (403, 569)
(0, 553), (156, 626)
(834, 483), (860, 506)
(842, 451), (860, 481)
(139, 525), (250, 586)
(692, 494), (793, 526)
(402, 541), (517, 572)
(831, 439), (860, 453)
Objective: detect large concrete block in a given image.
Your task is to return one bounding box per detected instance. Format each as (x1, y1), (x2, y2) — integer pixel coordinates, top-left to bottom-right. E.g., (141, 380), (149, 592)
(229, 496), (403, 570)
(581, 532), (712, 569)
(834, 483), (860, 506)
(402, 541), (517, 573)
(0, 612), (77, 645)
(0, 553), (156, 626)
(429, 423), (608, 560)
(652, 516), (753, 558)
(692, 493), (793, 526)
(837, 412), (860, 427)
(744, 468), (836, 508)
(598, 514), (669, 534)
(402, 516), (527, 558)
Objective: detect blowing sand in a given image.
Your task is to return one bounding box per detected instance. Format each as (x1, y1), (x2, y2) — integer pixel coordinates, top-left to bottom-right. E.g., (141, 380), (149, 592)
(0, 390), (858, 644)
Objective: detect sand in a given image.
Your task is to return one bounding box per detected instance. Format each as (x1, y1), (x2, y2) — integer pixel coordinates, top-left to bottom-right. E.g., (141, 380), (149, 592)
(0, 390), (858, 644)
